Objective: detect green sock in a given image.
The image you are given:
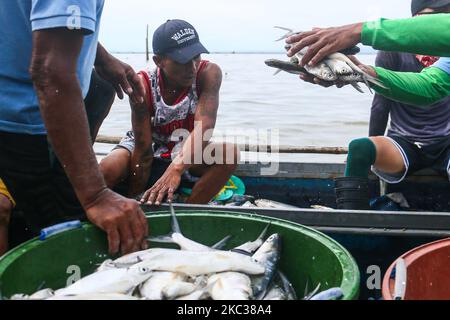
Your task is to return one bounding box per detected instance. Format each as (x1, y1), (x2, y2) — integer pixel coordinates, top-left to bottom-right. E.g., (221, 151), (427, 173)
(344, 138), (377, 178)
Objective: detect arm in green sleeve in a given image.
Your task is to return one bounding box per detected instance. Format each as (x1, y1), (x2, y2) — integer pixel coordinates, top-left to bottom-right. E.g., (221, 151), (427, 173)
(372, 67), (450, 107)
(362, 14), (450, 56)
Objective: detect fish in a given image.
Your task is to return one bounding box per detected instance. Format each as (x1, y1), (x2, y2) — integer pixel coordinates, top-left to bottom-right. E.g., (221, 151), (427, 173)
(254, 199), (300, 209)
(263, 285), (287, 300)
(139, 271), (196, 300)
(310, 287), (344, 300)
(274, 26), (362, 56)
(47, 293), (140, 300)
(147, 203), (231, 252)
(277, 271), (297, 300)
(231, 223), (270, 256)
(267, 26), (388, 93)
(251, 234), (282, 299)
(54, 264), (153, 296)
(9, 288), (55, 300)
(122, 248), (265, 276)
(208, 272), (253, 300)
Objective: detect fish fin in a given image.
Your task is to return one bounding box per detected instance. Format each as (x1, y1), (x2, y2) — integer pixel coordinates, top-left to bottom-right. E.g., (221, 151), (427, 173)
(258, 223), (271, 241)
(274, 26), (294, 41)
(304, 278), (309, 297)
(278, 271), (297, 300)
(365, 76), (389, 90)
(211, 235), (232, 250)
(303, 283), (321, 300)
(169, 203), (182, 234)
(273, 69), (283, 76)
(350, 82), (364, 93)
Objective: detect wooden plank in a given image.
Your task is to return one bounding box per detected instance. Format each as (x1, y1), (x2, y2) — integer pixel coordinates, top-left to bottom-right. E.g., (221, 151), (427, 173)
(95, 135), (348, 154)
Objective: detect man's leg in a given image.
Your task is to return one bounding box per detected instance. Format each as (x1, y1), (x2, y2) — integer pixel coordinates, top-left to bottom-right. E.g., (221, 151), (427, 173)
(186, 143), (239, 204)
(84, 70), (116, 141)
(99, 148), (131, 188)
(370, 137), (407, 175)
(0, 195), (12, 256)
(344, 137), (406, 178)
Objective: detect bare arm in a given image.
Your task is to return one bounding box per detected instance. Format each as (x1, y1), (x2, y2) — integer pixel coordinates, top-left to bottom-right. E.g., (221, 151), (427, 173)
(95, 43), (145, 104)
(129, 74), (153, 197)
(141, 63), (223, 205)
(30, 29), (148, 255)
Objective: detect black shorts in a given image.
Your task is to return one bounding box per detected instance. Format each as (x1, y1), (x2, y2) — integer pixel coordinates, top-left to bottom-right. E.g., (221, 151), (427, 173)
(113, 156), (197, 198)
(0, 70), (115, 241)
(372, 134), (450, 183)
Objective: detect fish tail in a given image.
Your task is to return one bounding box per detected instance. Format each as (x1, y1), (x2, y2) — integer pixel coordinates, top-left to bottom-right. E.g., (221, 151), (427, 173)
(350, 82), (364, 93)
(274, 26), (294, 41)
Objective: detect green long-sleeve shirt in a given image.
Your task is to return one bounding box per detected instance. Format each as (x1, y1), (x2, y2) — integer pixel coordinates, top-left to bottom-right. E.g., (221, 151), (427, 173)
(362, 14), (450, 56)
(361, 14), (450, 106)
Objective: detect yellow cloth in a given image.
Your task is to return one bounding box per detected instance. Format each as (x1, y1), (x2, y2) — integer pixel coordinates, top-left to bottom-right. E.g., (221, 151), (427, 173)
(0, 178), (15, 207)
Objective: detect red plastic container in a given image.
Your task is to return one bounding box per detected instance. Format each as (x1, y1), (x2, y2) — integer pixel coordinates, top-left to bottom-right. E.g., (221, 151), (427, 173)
(382, 238), (450, 300)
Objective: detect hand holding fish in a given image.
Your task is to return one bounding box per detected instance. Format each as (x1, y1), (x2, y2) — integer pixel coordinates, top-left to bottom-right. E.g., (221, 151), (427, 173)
(285, 22), (364, 67)
(85, 189), (149, 255)
(266, 28), (386, 93)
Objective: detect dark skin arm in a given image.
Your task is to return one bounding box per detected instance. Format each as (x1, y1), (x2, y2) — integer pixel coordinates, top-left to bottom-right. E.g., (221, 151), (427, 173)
(95, 43), (145, 104)
(286, 23), (363, 67)
(30, 29), (148, 255)
(128, 74), (154, 197)
(141, 63), (223, 205)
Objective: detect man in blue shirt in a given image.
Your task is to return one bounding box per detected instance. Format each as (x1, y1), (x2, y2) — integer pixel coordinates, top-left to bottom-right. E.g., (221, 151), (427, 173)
(0, 1), (148, 256)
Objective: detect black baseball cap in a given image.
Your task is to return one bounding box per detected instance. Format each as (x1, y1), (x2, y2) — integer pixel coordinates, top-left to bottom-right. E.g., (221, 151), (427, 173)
(152, 19), (209, 64)
(411, 0), (450, 15)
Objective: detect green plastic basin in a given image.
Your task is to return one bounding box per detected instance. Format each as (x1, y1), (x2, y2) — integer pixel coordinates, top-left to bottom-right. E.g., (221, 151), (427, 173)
(0, 211), (360, 299)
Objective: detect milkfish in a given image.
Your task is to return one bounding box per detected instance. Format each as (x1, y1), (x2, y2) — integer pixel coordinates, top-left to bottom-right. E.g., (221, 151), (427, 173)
(251, 234), (282, 299)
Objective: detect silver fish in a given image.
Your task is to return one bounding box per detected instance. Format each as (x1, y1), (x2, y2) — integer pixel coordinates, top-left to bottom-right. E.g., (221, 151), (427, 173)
(139, 271), (196, 300)
(126, 248), (265, 276)
(231, 223), (270, 256)
(263, 285), (287, 300)
(208, 272), (253, 300)
(254, 199), (300, 209)
(147, 203), (231, 252)
(310, 287), (344, 300)
(54, 264), (153, 296)
(251, 234), (282, 299)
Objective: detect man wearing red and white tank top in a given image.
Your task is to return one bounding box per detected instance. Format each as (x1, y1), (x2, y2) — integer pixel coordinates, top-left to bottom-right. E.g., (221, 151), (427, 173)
(100, 20), (238, 205)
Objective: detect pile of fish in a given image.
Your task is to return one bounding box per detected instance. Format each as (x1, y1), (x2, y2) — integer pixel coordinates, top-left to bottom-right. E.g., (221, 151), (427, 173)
(265, 26), (388, 93)
(211, 194), (301, 209)
(9, 204), (343, 300)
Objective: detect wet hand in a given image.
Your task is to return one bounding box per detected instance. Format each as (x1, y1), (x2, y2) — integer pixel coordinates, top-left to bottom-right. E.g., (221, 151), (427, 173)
(140, 167), (182, 205)
(95, 54), (145, 104)
(85, 189), (149, 255)
(286, 23), (363, 67)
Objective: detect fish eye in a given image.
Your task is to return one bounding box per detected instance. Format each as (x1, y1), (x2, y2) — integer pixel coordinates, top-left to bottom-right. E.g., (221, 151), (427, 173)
(139, 267), (149, 273)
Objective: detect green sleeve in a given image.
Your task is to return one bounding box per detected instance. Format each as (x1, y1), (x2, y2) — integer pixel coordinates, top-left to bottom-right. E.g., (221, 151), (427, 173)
(372, 67), (450, 107)
(362, 14), (450, 56)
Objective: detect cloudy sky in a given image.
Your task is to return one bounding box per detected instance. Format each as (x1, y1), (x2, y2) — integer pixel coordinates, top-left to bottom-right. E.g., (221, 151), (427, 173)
(99, 0), (411, 52)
